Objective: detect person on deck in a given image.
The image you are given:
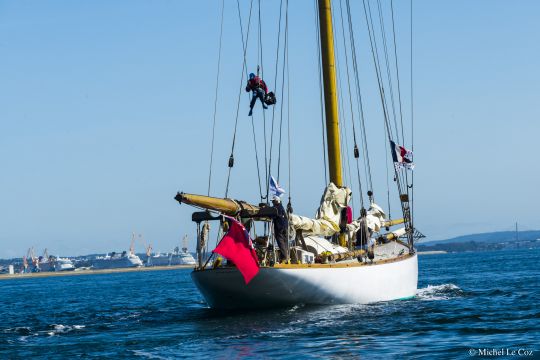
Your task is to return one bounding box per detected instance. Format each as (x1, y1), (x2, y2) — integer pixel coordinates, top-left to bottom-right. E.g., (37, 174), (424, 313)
(355, 204), (386, 261)
(271, 195), (289, 263)
(246, 72), (268, 116)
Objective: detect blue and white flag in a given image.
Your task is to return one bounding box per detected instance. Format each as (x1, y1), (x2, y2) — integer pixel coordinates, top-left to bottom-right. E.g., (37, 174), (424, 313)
(269, 176), (286, 197)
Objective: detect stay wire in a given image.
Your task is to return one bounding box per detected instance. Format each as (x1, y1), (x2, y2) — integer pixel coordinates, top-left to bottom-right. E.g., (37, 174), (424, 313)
(250, 116), (263, 198)
(250, 0), (264, 200)
(363, 0), (406, 189)
(373, 0), (407, 190)
(314, 0), (328, 185)
(363, 0), (397, 147)
(286, 26), (292, 204)
(375, 0), (401, 146)
(410, 0), (415, 242)
(266, 0), (285, 202)
(225, 0), (254, 198)
(375, 0), (409, 194)
(258, 0), (269, 201)
(345, 0), (374, 196)
(390, 0), (406, 146)
(389, 0), (411, 210)
(383, 123), (392, 218)
(207, 0), (225, 196)
(337, 0), (364, 208)
(277, 0), (289, 182)
(362, 0), (408, 227)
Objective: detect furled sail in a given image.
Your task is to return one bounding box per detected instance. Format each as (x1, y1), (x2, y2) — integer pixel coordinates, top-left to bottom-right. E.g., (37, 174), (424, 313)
(345, 203), (387, 239)
(289, 183), (351, 236)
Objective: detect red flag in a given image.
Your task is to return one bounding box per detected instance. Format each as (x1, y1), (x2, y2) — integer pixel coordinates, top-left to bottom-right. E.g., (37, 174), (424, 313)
(213, 217), (260, 284)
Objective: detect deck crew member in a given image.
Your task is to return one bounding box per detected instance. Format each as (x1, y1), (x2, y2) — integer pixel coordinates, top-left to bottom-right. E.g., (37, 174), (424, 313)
(355, 204), (386, 260)
(271, 195), (289, 263)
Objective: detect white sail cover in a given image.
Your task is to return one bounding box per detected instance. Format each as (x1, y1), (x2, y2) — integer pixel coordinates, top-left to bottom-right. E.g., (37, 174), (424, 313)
(303, 236), (348, 255)
(345, 203), (387, 239)
(289, 183), (352, 236)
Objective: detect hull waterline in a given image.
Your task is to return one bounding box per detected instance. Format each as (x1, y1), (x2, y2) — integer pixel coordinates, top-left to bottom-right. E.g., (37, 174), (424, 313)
(191, 254), (418, 309)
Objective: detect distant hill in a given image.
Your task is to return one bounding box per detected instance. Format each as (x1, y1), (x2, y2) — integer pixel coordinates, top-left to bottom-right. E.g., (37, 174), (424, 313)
(418, 230), (540, 253)
(424, 230), (540, 245)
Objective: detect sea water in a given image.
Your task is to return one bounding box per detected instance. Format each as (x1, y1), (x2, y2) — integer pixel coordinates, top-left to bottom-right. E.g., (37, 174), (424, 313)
(1, 248), (538, 359)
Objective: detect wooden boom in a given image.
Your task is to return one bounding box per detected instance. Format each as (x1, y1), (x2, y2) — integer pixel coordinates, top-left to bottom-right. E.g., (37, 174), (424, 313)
(174, 192), (260, 216)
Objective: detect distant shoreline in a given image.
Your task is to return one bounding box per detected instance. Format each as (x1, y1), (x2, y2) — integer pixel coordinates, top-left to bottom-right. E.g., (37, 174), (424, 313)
(0, 264), (194, 280)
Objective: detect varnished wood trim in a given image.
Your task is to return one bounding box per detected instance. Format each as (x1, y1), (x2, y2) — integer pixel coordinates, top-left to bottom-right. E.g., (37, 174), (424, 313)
(268, 253), (414, 269)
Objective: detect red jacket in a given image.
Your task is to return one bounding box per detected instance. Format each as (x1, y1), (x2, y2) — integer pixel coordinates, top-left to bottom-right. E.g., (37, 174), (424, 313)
(246, 76), (268, 94)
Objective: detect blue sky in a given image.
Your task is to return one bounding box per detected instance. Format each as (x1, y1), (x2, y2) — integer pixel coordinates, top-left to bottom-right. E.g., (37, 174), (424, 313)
(1, 0), (539, 258)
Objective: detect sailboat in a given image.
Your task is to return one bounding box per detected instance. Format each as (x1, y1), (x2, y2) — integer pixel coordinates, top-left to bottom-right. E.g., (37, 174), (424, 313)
(174, 0), (422, 309)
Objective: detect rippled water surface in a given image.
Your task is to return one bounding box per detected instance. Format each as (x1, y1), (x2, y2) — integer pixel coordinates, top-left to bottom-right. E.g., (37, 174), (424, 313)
(1, 249), (539, 359)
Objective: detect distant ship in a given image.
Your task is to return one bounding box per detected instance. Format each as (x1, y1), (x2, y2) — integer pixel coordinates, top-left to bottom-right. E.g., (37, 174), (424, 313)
(26, 248), (75, 272)
(35, 258), (54, 272)
(54, 257), (75, 272)
(179, 235), (197, 266)
(91, 235), (143, 269)
(91, 251), (143, 269)
(31, 248), (53, 272)
(143, 235), (196, 267)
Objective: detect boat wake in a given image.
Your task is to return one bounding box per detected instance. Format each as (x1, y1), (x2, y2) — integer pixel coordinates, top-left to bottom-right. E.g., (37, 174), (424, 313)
(416, 284), (463, 301)
(46, 324), (86, 336)
(1, 324), (87, 345)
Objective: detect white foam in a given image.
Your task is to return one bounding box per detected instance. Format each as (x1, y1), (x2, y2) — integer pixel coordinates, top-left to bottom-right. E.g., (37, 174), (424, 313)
(46, 324), (86, 336)
(132, 349), (169, 359)
(416, 283), (462, 301)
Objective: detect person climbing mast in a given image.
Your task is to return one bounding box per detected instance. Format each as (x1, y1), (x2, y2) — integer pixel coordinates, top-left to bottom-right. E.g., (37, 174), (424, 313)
(246, 72), (268, 116)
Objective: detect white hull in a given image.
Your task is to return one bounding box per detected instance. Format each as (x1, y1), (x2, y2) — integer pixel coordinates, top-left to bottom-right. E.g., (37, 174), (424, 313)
(91, 255), (143, 269)
(55, 262), (75, 272)
(144, 252), (197, 267)
(191, 254), (418, 309)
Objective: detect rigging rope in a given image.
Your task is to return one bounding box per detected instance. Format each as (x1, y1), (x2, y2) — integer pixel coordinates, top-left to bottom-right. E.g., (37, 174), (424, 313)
(257, 0), (268, 201)
(383, 124), (392, 218)
(314, 0), (328, 185)
(362, 0), (397, 145)
(207, 0), (225, 196)
(286, 22), (292, 208)
(362, 0), (409, 228)
(337, 0), (364, 208)
(375, 0), (401, 146)
(265, 0), (285, 202)
(379, 0), (413, 219)
(375, 0), (411, 198)
(344, 0), (374, 196)
(389, 0), (411, 217)
(225, 0), (255, 198)
(277, 0), (289, 182)
(250, 115), (264, 198)
(390, 0), (406, 146)
(410, 0), (415, 243)
(248, 0), (265, 200)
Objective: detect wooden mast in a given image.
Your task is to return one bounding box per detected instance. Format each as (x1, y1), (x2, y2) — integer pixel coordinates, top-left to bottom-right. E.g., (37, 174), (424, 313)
(318, 0), (345, 246)
(318, 0), (343, 187)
